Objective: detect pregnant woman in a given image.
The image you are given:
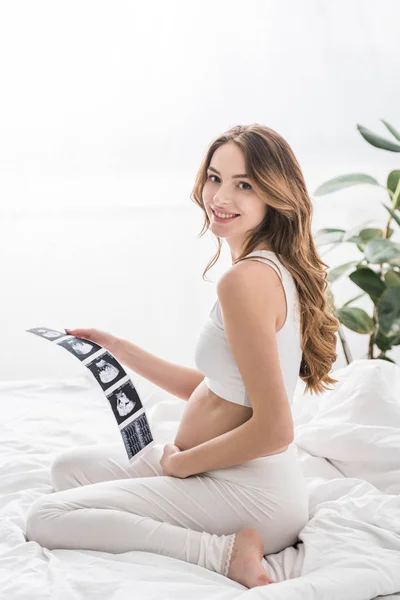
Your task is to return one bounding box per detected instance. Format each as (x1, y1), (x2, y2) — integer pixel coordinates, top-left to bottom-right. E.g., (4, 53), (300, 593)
(25, 124), (339, 589)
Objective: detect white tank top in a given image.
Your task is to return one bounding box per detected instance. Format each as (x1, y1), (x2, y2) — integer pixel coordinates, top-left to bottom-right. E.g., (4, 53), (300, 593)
(194, 250), (303, 408)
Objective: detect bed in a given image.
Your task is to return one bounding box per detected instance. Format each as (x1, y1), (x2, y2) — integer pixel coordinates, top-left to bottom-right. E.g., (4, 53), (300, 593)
(1, 357), (399, 599)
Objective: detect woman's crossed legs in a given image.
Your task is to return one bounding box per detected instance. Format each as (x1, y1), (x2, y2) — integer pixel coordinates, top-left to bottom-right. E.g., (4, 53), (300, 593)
(25, 442), (309, 588)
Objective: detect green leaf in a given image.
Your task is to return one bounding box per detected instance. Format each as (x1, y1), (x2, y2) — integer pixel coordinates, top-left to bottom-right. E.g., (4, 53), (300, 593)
(358, 228), (383, 242)
(364, 238), (400, 264)
(314, 228), (346, 245)
(387, 227), (395, 239)
(382, 203), (400, 228)
(381, 120), (400, 142)
(325, 286), (336, 312)
(335, 220), (378, 245)
(336, 306), (375, 333)
(375, 327), (393, 352)
(377, 286), (400, 335)
(378, 356), (397, 363)
(314, 174), (380, 196)
(348, 267), (387, 300)
(384, 269), (400, 286)
(345, 228), (384, 247)
(387, 170), (400, 209)
(387, 170), (400, 193)
(327, 261), (360, 283)
(342, 292), (366, 307)
(357, 124), (400, 152)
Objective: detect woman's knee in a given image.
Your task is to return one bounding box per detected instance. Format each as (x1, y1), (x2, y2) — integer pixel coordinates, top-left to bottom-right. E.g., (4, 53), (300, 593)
(50, 449), (83, 491)
(50, 443), (135, 490)
(25, 495), (53, 545)
(260, 499), (309, 556)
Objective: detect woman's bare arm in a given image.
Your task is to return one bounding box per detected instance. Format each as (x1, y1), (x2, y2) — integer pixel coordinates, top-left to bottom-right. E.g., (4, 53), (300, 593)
(109, 337), (204, 401)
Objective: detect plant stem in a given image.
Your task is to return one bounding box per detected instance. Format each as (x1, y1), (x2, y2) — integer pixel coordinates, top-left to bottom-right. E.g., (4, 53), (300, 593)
(337, 323), (353, 365)
(368, 302), (377, 359)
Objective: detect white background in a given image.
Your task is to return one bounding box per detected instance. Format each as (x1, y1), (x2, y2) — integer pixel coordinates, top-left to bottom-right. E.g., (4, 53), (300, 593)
(1, 0), (399, 380)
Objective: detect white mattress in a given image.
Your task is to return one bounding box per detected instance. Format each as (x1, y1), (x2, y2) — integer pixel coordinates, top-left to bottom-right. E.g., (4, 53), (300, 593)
(1, 358), (400, 600)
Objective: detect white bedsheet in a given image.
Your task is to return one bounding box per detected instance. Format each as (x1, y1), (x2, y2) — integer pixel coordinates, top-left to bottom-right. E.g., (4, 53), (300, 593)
(1, 358), (399, 599)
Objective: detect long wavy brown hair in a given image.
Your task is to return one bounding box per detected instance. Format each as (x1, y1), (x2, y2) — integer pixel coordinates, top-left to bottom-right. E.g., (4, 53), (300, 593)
(190, 123), (340, 396)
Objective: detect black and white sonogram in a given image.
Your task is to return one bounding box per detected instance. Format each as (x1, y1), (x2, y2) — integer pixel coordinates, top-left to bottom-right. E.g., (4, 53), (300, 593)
(107, 379), (143, 426)
(26, 327), (103, 360)
(26, 327), (68, 342)
(121, 413), (153, 460)
(56, 335), (102, 360)
(85, 351), (127, 392)
(25, 326), (155, 463)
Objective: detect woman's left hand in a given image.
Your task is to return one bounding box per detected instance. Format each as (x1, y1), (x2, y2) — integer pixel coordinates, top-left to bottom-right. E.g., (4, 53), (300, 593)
(160, 443), (183, 477)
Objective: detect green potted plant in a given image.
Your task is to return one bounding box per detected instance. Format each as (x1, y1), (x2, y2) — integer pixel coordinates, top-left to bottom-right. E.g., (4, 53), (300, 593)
(313, 120), (400, 365)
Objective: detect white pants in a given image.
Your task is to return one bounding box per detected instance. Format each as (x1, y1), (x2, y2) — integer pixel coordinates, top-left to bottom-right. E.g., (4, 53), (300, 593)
(25, 441), (309, 578)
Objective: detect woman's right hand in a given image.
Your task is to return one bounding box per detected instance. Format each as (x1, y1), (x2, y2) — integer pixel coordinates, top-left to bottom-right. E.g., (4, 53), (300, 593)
(64, 328), (119, 351)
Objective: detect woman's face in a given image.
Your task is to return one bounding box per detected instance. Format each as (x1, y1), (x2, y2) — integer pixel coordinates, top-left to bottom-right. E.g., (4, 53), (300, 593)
(202, 142), (268, 252)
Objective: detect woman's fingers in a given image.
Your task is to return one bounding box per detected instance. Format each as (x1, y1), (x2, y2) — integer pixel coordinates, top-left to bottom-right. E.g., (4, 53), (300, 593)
(63, 328), (117, 350)
(64, 328), (93, 339)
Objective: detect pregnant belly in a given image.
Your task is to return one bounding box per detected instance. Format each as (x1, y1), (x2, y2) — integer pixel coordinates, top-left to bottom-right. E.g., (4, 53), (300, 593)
(174, 380), (290, 457)
(174, 380), (254, 451)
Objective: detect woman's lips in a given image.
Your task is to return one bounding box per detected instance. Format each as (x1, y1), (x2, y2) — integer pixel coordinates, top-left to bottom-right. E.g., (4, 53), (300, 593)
(211, 208), (240, 223)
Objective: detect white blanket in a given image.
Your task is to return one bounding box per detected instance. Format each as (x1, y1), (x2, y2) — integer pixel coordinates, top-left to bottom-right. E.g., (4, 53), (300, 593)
(263, 358), (400, 599)
(0, 358), (399, 599)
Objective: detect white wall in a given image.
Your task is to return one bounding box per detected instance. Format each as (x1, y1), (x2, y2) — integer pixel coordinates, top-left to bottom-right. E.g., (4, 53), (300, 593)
(1, 0), (399, 381)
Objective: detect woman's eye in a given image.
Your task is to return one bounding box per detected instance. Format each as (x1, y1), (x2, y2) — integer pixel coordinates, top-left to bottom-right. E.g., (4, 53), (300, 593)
(207, 175), (252, 191)
(208, 175), (219, 183)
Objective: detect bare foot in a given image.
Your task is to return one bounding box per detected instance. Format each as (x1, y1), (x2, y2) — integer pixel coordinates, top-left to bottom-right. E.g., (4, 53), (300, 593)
(226, 528), (277, 589)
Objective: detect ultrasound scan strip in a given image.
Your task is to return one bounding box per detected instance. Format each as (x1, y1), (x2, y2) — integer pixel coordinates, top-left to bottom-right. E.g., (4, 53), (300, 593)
(25, 327), (155, 464)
